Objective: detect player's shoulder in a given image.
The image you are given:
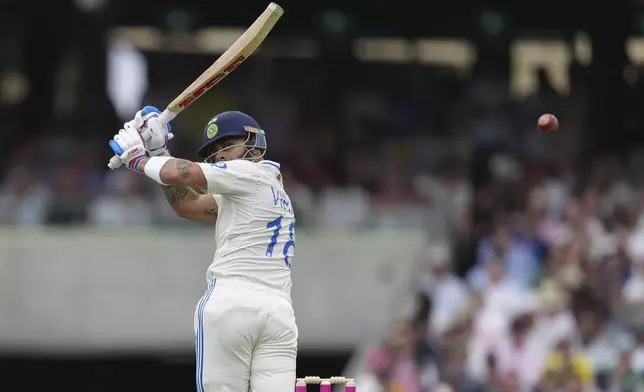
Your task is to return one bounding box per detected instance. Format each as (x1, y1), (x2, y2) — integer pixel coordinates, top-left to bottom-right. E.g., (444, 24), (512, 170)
(205, 159), (254, 172)
(216, 158), (279, 167)
(258, 160), (284, 182)
(229, 159), (281, 173)
(205, 159), (282, 179)
(258, 160), (281, 172)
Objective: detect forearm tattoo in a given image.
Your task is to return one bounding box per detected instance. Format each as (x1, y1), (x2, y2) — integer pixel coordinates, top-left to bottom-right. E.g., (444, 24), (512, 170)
(163, 185), (190, 206)
(174, 159), (192, 180)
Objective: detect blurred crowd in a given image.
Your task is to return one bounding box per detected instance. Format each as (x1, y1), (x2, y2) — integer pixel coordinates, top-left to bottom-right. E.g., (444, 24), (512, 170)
(359, 160), (644, 391)
(355, 64), (644, 391)
(0, 52), (523, 231)
(1, 46), (592, 233)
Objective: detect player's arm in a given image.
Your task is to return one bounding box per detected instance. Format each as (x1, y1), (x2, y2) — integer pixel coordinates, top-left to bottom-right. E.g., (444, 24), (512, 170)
(138, 156), (253, 196)
(134, 157), (216, 223)
(138, 157), (208, 189)
(110, 120), (248, 199)
(108, 109), (216, 223)
(161, 185), (218, 223)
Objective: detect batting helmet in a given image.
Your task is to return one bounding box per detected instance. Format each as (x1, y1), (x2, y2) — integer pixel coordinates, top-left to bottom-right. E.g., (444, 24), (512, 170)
(197, 111), (267, 159)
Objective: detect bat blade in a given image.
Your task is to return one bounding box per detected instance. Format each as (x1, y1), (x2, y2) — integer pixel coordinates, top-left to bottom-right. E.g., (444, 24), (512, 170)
(167, 2), (283, 114)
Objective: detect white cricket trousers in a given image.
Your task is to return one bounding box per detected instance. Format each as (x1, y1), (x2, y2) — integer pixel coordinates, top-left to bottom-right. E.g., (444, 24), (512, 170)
(194, 277), (298, 392)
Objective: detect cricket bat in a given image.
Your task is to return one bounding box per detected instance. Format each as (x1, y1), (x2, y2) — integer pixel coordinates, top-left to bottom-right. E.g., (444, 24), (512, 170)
(108, 2), (284, 169)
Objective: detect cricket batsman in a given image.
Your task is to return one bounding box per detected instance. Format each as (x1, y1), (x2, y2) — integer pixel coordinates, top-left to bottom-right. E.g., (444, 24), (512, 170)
(108, 106), (298, 392)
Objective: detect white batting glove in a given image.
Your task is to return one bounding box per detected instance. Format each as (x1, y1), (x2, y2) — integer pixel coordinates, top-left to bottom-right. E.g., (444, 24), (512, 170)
(128, 106), (173, 157)
(109, 124), (147, 171)
(145, 116), (173, 157)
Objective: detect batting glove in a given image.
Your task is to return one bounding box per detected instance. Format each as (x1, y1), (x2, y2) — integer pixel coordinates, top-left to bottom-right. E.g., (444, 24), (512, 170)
(128, 106), (173, 157)
(109, 124), (148, 172)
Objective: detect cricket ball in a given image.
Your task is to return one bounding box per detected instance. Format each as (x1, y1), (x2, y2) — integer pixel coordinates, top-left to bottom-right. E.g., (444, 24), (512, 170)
(537, 113), (559, 133)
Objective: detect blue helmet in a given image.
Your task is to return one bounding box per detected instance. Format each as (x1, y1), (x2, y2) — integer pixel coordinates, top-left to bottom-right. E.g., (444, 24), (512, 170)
(197, 111), (267, 159)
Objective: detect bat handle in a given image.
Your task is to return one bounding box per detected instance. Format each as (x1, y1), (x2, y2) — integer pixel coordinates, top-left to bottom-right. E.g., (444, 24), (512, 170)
(157, 108), (177, 125)
(107, 109), (177, 170)
(108, 155), (122, 170)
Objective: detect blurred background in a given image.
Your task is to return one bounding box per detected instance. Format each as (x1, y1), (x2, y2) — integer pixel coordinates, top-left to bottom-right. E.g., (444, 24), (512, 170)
(3, 0), (644, 391)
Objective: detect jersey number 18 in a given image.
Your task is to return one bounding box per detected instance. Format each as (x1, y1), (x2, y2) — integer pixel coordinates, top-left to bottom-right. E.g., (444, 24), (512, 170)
(265, 216), (295, 267)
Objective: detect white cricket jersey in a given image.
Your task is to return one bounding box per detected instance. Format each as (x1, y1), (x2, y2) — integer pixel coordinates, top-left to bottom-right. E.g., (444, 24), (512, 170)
(196, 159), (295, 296)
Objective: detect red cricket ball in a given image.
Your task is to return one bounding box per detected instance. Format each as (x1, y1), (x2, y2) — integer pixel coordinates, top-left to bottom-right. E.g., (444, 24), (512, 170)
(537, 114), (559, 133)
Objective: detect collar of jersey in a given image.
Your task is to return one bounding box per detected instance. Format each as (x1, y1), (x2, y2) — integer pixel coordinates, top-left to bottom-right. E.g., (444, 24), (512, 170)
(260, 160), (281, 171)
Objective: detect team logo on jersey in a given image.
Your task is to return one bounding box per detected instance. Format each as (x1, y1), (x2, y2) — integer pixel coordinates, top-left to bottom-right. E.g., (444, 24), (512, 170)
(212, 161), (227, 169)
(206, 121), (219, 139)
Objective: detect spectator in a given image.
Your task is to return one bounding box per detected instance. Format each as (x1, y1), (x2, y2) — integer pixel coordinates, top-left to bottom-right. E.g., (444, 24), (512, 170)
(86, 169), (153, 227)
(417, 245), (469, 336)
(357, 348), (392, 392)
(609, 350), (644, 392)
(469, 221), (539, 290)
(539, 338), (594, 390)
(0, 166), (49, 226)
